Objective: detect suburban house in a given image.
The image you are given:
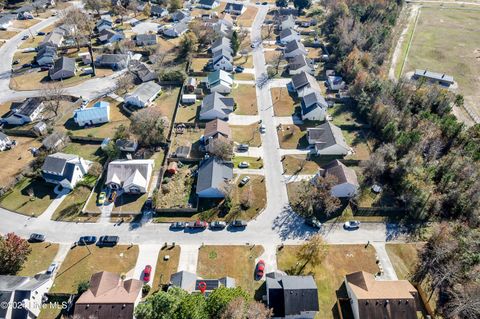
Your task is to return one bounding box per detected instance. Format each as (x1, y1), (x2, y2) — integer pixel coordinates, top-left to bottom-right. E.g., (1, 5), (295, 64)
(99, 28), (125, 44)
(196, 157), (233, 198)
(39, 28), (64, 48)
(170, 271), (235, 294)
(0, 132), (11, 151)
(217, 13), (234, 28)
(41, 153), (90, 190)
(206, 69), (233, 94)
(106, 159), (154, 194)
(162, 21), (188, 38)
(211, 37), (233, 55)
(412, 69), (454, 87)
(73, 101), (110, 127)
(171, 10), (189, 22)
(212, 47), (233, 71)
(0, 14), (15, 30)
(1, 98), (44, 126)
(288, 54), (315, 75)
(291, 71), (321, 97)
(35, 45), (57, 66)
(345, 271), (419, 319)
(213, 22), (233, 38)
(198, 0), (220, 10)
(284, 40), (308, 58)
(135, 33), (157, 46)
(314, 160), (359, 197)
(204, 119), (231, 140)
(151, 4), (168, 17)
(265, 272), (319, 319)
(326, 75), (346, 91)
(280, 15), (296, 30)
(78, 52), (92, 65)
(124, 81), (162, 108)
(0, 274), (53, 319)
(115, 139), (138, 153)
(95, 54), (130, 70)
(49, 56), (76, 80)
(41, 131), (68, 151)
(301, 90), (328, 121)
(307, 122), (350, 156)
(200, 92), (235, 120)
(96, 15), (113, 32)
(279, 28), (300, 45)
(224, 2), (246, 15)
(74, 272), (143, 319)
(130, 60), (157, 83)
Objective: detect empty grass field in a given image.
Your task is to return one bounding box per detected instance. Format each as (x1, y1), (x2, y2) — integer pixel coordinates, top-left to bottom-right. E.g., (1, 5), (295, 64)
(272, 87), (296, 116)
(232, 84), (258, 115)
(0, 136), (40, 188)
(17, 242), (59, 276)
(231, 124), (262, 147)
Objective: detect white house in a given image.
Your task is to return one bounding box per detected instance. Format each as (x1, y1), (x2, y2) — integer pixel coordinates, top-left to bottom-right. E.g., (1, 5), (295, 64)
(314, 160), (359, 197)
(280, 15), (296, 30)
(206, 70), (233, 94)
(73, 101), (110, 127)
(200, 92), (235, 121)
(0, 132), (11, 151)
(224, 2), (246, 15)
(198, 0), (220, 10)
(124, 82), (162, 108)
(284, 40), (308, 58)
(212, 47), (233, 71)
(106, 159), (154, 194)
(307, 122), (350, 156)
(196, 157), (233, 198)
(279, 28), (300, 44)
(182, 94), (197, 104)
(301, 90), (328, 121)
(1, 98), (44, 126)
(41, 153), (91, 190)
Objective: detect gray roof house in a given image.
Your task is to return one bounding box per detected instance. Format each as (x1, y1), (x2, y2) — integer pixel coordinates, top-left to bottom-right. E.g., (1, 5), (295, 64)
(171, 10), (189, 22)
(95, 54), (130, 70)
(0, 14), (15, 30)
(196, 157), (233, 198)
(291, 71), (321, 97)
(279, 28), (300, 44)
(206, 70), (233, 94)
(198, 0), (220, 10)
(0, 274), (52, 319)
(200, 92), (235, 120)
(224, 2), (246, 15)
(98, 28), (125, 44)
(41, 131), (68, 151)
(124, 81), (162, 108)
(162, 21), (188, 38)
(39, 28), (64, 48)
(307, 122), (350, 156)
(211, 37), (233, 55)
(284, 39), (308, 58)
(1, 98), (44, 126)
(36, 45), (57, 66)
(212, 47), (233, 71)
(135, 34), (157, 46)
(151, 5), (168, 17)
(412, 69), (454, 87)
(288, 54), (315, 75)
(41, 152), (90, 190)
(170, 271), (235, 294)
(326, 75), (346, 91)
(106, 159), (154, 194)
(130, 60), (157, 83)
(301, 90), (328, 121)
(314, 160), (359, 198)
(266, 272), (319, 318)
(96, 14), (113, 32)
(49, 56), (76, 80)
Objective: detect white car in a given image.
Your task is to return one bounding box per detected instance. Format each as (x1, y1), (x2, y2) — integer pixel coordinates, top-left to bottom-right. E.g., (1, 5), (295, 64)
(46, 263), (58, 275)
(238, 162), (250, 168)
(259, 124), (266, 133)
(344, 220), (361, 230)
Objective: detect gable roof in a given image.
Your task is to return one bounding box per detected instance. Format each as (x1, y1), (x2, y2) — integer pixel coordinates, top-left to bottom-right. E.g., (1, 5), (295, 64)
(280, 27), (297, 39)
(41, 152), (77, 175)
(96, 54), (128, 64)
(0, 274), (50, 292)
(321, 160), (358, 186)
(291, 71), (321, 92)
(301, 90), (327, 115)
(211, 36), (232, 52)
(213, 47), (233, 63)
(12, 97), (43, 117)
(49, 56), (75, 75)
(201, 92), (235, 116)
(414, 69), (454, 84)
(199, 0), (218, 6)
(207, 70), (233, 86)
(151, 4), (167, 15)
(225, 2), (244, 12)
(127, 81), (162, 102)
(196, 157), (233, 193)
(106, 159), (153, 187)
(307, 122), (348, 151)
(288, 54), (314, 71)
(170, 271), (235, 293)
(74, 101), (110, 123)
(135, 33), (157, 45)
(285, 39), (306, 54)
(204, 119), (231, 139)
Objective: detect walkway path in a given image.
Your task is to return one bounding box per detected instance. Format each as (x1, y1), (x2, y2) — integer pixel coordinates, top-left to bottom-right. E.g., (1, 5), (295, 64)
(177, 244), (200, 273)
(36, 188), (70, 222)
(372, 242), (398, 280)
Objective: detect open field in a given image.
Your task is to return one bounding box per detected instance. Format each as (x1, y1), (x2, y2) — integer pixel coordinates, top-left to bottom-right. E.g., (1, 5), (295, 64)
(278, 245), (379, 319)
(0, 136), (40, 188)
(51, 245), (139, 293)
(151, 245), (181, 293)
(402, 6), (480, 116)
(197, 245), (264, 296)
(272, 87), (296, 116)
(12, 19), (42, 29)
(17, 242), (59, 276)
(232, 84), (258, 115)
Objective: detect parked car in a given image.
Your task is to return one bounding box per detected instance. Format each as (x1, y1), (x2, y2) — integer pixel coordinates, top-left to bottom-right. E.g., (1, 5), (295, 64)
(230, 220), (247, 228)
(188, 221), (208, 229)
(235, 66), (245, 73)
(210, 221), (227, 230)
(237, 144), (249, 152)
(259, 124), (266, 133)
(40, 65), (51, 71)
(37, 31), (46, 36)
(21, 35), (29, 40)
(98, 192), (106, 205)
(29, 233), (45, 243)
(109, 191), (117, 203)
(22, 63), (32, 68)
(262, 2), (268, 4)
(46, 263), (58, 275)
(142, 197), (154, 211)
(256, 260), (265, 278)
(239, 176), (251, 186)
(97, 236), (119, 247)
(305, 217), (322, 229)
(143, 265), (152, 282)
(13, 60), (19, 65)
(81, 98), (89, 107)
(78, 236), (97, 245)
(344, 220), (361, 230)
(170, 222), (187, 229)
(238, 161), (250, 168)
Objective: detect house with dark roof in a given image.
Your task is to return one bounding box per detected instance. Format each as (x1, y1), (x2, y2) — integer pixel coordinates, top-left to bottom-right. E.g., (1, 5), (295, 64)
(1, 98), (44, 126)
(200, 92), (235, 120)
(288, 54), (315, 75)
(314, 160), (359, 197)
(39, 28), (64, 48)
(170, 271), (235, 294)
(213, 22), (233, 38)
(198, 0), (220, 10)
(74, 101), (110, 127)
(0, 274), (52, 319)
(290, 71), (321, 97)
(41, 152), (90, 189)
(345, 271), (419, 319)
(49, 56), (76, 80)
(301, 90), (328, 121)
(74, 271), (143, 319)
(36, 45), (57, 66)
(284, 40), (308, 58)
(266, 272), (319, 318)
(279, 28), (300, 44)
(196, 157), (233, 198)
(224, 2), (246, 15)
(135, 33), (157, 46)
(151, 4), (168, 17)
(96, 14), (113, 32)
(211, 37), (233, 55)
(206, 69), (233, 94)
(41, 131), (68, 151)
(115, 139), (138, 152)
(280, 15), (296, 31)
(124, 81), (162, 108)
(95, 54), (130, 70)
(171, 10), (189, 22)
(0, 14), (15, 30)
(106, 159), (154, 194)
(204, 118), (231, 140)
(326, 74), (345, 91)
(212, 47), (233, 71)
(307, 122), (350, 156)
(412, 69), (454, 87)
(0, 132), (11, 151)
(162, 21), (188, 38)
(130, 60), (157, 83)
(98, 28), (125, 44)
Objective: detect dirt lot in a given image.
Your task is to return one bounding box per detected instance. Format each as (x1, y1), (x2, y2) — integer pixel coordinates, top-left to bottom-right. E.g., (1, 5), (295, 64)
(157, 163), (197, 209)
(232, 84), (258, 115)
(277, 124), (309, 149)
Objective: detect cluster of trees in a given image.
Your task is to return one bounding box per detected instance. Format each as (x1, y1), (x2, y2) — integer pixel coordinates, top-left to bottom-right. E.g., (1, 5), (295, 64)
(0, 233), (31, 275)
(135, 286), (272, 319)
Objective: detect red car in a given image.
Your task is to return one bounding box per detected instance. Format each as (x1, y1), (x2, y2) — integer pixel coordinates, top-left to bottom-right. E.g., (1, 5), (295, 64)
(143, 265), (152, 282)
(256, 260), (265, 279)
(188, 221), (208, 229)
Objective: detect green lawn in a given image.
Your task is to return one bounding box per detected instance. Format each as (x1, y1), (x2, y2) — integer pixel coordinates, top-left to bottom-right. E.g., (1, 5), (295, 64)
(0, 178), (56, 217)
(176, 102), (199, 123)
(232, 85), (258, 115)
(51, 245), (139, 293)
(17, 242), (59, 276)
(51, 185), (98, 222)
(282, 154), (325, 175)
(154, 87), (181, 124)
(62, 143), (105, 163)
(231, 124), (262, 147)
(385, 243), (423, 280)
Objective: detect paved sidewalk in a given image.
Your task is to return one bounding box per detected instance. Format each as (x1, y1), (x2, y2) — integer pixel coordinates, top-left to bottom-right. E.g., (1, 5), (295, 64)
(132, 245), (161, 286)
(178, 244), (200, 273)
(233, 168), (265, 175)
(284, 174), (315, 183)
(372, 242), (398, 280)
(274, 116), (304, 125)
(36, 188), (70, 222)
(279, 148), (311, 156)
(229, 114), (260, 125)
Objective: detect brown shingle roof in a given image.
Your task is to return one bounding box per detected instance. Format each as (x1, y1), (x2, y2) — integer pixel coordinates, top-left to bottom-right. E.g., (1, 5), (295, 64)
(204, 119), (231, 139)
(322, 160), (359, 186)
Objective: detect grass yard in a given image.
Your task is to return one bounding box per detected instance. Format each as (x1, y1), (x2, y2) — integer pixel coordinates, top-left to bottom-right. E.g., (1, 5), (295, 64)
(12, 51), (36, 66)
(230, 175), (266, 220)
(0, 30), (18, 39)
(342, 129), (371, 161)
(233, 54), (254, 68)
(51, 245), (139, 293)
(176, 102), (199, 123)
(151, 245), (181, 293)
(278, 245), (379, 319)
(19, 35), (45, 49)
(112, 192), (148, 215)
(0, 177), (56, 217)
(264, 50), (283, 65)
(231, 124), (262, 147)
(282, 154), (327, 175)
(0, 136), (40, 188)
(17, 242), (59, 276)
(307, 47), (323, 60)
(51, 185), (98, 222)
(272, 87), (296, 116)
(170, 128), (204, 158)
(62, 143), (105, 163)
(157, 163), (197, 209)
(154, 86), (181, 124)
(191, 58), (210, 73)
(403, 7), (480, 114)
(385, 243), (423, 281)
(233, 72), (255, 81)
(237, 6), (259, 28)
(328, 102), (366, 127)
(197, 245), (264, 296)
(232, 84), (258, 115)
(12, 19), (41, 29)
(277, 124), (309, 149)
(232, 156), (263, 169)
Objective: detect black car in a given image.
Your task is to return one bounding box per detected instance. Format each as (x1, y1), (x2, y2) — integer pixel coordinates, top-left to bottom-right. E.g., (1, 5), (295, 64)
(37, 31), (46, 36)
(230, 220), (247, 228)
(22, 63), (32, 68)
(237, 144), (249, 152)
(170, 222), (187, 229)
(210, 221), (227, 230)
(97, 236), (119, 247)
(235, 66), (245, 73)
(142, 197), (154, 211)
(78, 236), (97, 245)
(13, 60), (19, 65)
(29, 233), (45, 243)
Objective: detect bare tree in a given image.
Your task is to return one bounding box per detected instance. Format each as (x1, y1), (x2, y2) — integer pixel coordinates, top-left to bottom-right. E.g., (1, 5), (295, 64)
(115, 73), (134, 94)
(240, 186), (254, 210)
(221, 296), (272, 319)
(83, 0), (108, 16)
(295, 234), (328, 274)
(130, 108), (169, 146)
(207, 138), (234, 160)
(42, 82), (66, 119)
(59, 8), (95, 50)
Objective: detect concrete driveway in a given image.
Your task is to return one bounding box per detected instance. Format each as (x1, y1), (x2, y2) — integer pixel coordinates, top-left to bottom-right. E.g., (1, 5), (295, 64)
(132, 245), (161, 286)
